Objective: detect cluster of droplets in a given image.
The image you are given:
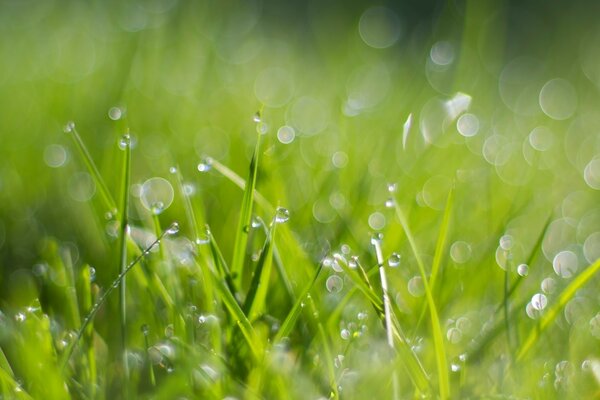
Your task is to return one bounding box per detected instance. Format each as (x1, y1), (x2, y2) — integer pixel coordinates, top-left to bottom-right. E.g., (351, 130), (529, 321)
(445, 316), (472, 345)
(197, 156), (213, 172)
(339, 312), (369, 341)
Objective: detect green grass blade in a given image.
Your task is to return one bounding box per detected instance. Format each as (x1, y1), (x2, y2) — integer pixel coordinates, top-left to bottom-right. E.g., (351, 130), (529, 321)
(393, 202), (450, 400)
(516, 257), (600, 362)
(117, 133), (131, 392)
(230, 133), (262, 288)
(78, 264), (96, 398)
(243, 219), (277, 319)
(274, 263), (322, 342)
(60, 224), (176, 371)
(429, 187), (453, 292)
(206, 226), (238, 299)
(65, 124), (117, 214)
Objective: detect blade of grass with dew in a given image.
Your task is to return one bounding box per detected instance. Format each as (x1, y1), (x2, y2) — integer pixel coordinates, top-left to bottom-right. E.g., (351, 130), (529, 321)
(65, 124), (117, 214)
(230, 133), (262, 288)
(116, 132), (131, 396)
(77, 264), (96, 398)
(393, 201), (450, 400)
(516, 257), (600, 362)
(274, 263), (323, 342)
(60, 226), (174, 371)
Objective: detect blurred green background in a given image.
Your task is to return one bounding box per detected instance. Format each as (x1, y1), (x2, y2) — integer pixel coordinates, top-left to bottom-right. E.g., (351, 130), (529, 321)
(1, 0), (600, 397)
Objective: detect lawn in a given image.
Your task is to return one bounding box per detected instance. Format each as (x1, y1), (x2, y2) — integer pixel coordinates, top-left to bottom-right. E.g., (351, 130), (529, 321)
(0, 0), (599, 399)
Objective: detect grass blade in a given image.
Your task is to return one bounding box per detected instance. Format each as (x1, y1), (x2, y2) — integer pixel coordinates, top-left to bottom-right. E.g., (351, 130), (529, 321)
(65, 123), (117, 214)
(393, 202), (450, 400)
(516, 257), (600, 362)
(230, 133), (262, 288)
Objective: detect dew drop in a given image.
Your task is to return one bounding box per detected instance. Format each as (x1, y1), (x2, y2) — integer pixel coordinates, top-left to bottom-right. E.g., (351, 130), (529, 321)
(140, 177), (174, 215)
(118, 134), (131, 150)
(166, 222), (179, 235)
(89, 267), (96, 283)
(388, 252), (401, 267)
(385, 198), (394, 208)
(370, 232), (383, 245)
(499, 234), (514, 250)
(275, 207), (290, 224)
(387, 183), (397, 193)
(348, 256), (359, 269)
(253, 111), (261, 123)
(541, 277), (557, 294)
(63, 121), (75, 133)
(334, 354), (345, 368)
(517, 264), (529, 277)
(141, 324), (149, 336)
(14, 312), (26, 323)
(197, 157), (213, 172)
(531, 293), (548, 311)
(451, 363), (461, 372)
(552, 250), (578, 278)
(340, 328), (350, 340)
(169, 166), (178, 174)
(526, 302), (541, 319)
(277, 125), (295, 144)
(326, 275), (343, 294)
(257, 122), (269, 135)
(450, 241), (472, 264)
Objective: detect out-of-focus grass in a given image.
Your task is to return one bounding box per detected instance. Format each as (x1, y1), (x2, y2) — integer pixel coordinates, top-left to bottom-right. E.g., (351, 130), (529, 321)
(1, 0), (600, 398)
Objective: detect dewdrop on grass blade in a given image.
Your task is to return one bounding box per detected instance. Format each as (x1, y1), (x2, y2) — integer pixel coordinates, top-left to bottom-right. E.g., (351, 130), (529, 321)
(197, 157), (213, 172)
(140, 177), (174, 215)
(118, 134), (131, 150)
(274, 207), (290, 223)
(388, 252), (401, 267)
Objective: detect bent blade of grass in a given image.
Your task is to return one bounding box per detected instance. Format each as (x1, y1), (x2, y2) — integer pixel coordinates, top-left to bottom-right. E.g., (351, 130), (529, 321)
(393, 202), (450, 400)
(66, 125), (117, 213)
(60, 225), (174, 371)
(230, 133), (262, 288)
(516, 257), (600, 362)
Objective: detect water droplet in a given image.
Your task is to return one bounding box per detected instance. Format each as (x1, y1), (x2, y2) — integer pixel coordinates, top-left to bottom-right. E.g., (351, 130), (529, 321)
(169, 166), (177, 174)
(357, 312), (368, 321)
(166, 222), (179, 235)
(253, 111), (261, 123)
(499, 234), (514, 250)
(385, 198), (394, 208)
(118, 134), (131, 150)
(334, 354), (345, 368)
(326, 275), (343, 293)
(63, 121), (75, 133)
(44, 144), (68, 168)
(450, 241), (472, 264)
(517, 264), (529, 277)
(340, 244), (351, 255)
(140, 177), (174, 215)
(198, 315), (207, 324)
(451, 363), (461, 372)
(340, 329), (350, 340)
(408, 276), (425, 297)
(108, 107), (123, 121)
(141, 324), (149, 336)
(388, 252), (401, 267)
(348, 255), (359, 269)
(251, 216), (262, 228)
(164, 324), (174, 338)
(552, 250), (578, 278)
(526, 302), (541, 319)
(197, 157), (213, 172)
(582, 360), (591, 371)
(89, 267), (96, 282)
(458, 353), (467, 362)
(456, 317), (472, 332)
(368, 212), (386, 230)
(331, 254), (344, 272)
(275, 207), (290, 224)
(14, 312), (26, 323)
(277, 125), (295, 144)
(446, 327), (463, 344)
(541, 277), (557, 294)
(370, 232), (383, 245)
(387, 183), (397, 193)
(531, 293), (548, 311)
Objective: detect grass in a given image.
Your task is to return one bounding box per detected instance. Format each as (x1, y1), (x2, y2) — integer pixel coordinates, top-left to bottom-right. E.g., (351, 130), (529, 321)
(1, 1), (600, 399)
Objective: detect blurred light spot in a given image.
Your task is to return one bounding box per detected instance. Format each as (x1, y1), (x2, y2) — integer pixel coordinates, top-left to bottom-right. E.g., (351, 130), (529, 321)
(422, 175), (452, 210)
(331, 151), (348, 168)
(277, 125), (295, 144)
(482, 134), (509, 165)
(368, 212), (385, 230)
(68, 172), (95, 202)
(542, 218), (577, 262)
(358, 6), (402, 49)
(444, 92), (471, 120)
(312, 199), (336, 223)
(287, 97), (329, 136)
(528, 126), (554, 151)
(108, 107), (124, 121)
(430, 41), (455, 66)
(346, 63), (390, 111)
(456, 113), (479, 137)
(539, 78), (577, 120)
(552, 250), (578, 278)
(584, 158), (600, 189)
(254, 67), (294, 107)
(408, 276), (425, 297)
(329, 192), (346, 210)
(499, 57), (543, 116)
(450, 241), (472, 264)
(43, 144), (67, 168)
(583, 232), (600, 264)
(140, 177), (174, 215)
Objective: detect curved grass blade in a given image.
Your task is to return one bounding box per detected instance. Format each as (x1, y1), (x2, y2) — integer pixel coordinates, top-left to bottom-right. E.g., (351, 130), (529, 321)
(393, 202), (450, 400)
(60, 223), (177, 371)
(65, 124), (117, 214)
(516, 257), (600, 362)
(230, 133), (262, 288)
